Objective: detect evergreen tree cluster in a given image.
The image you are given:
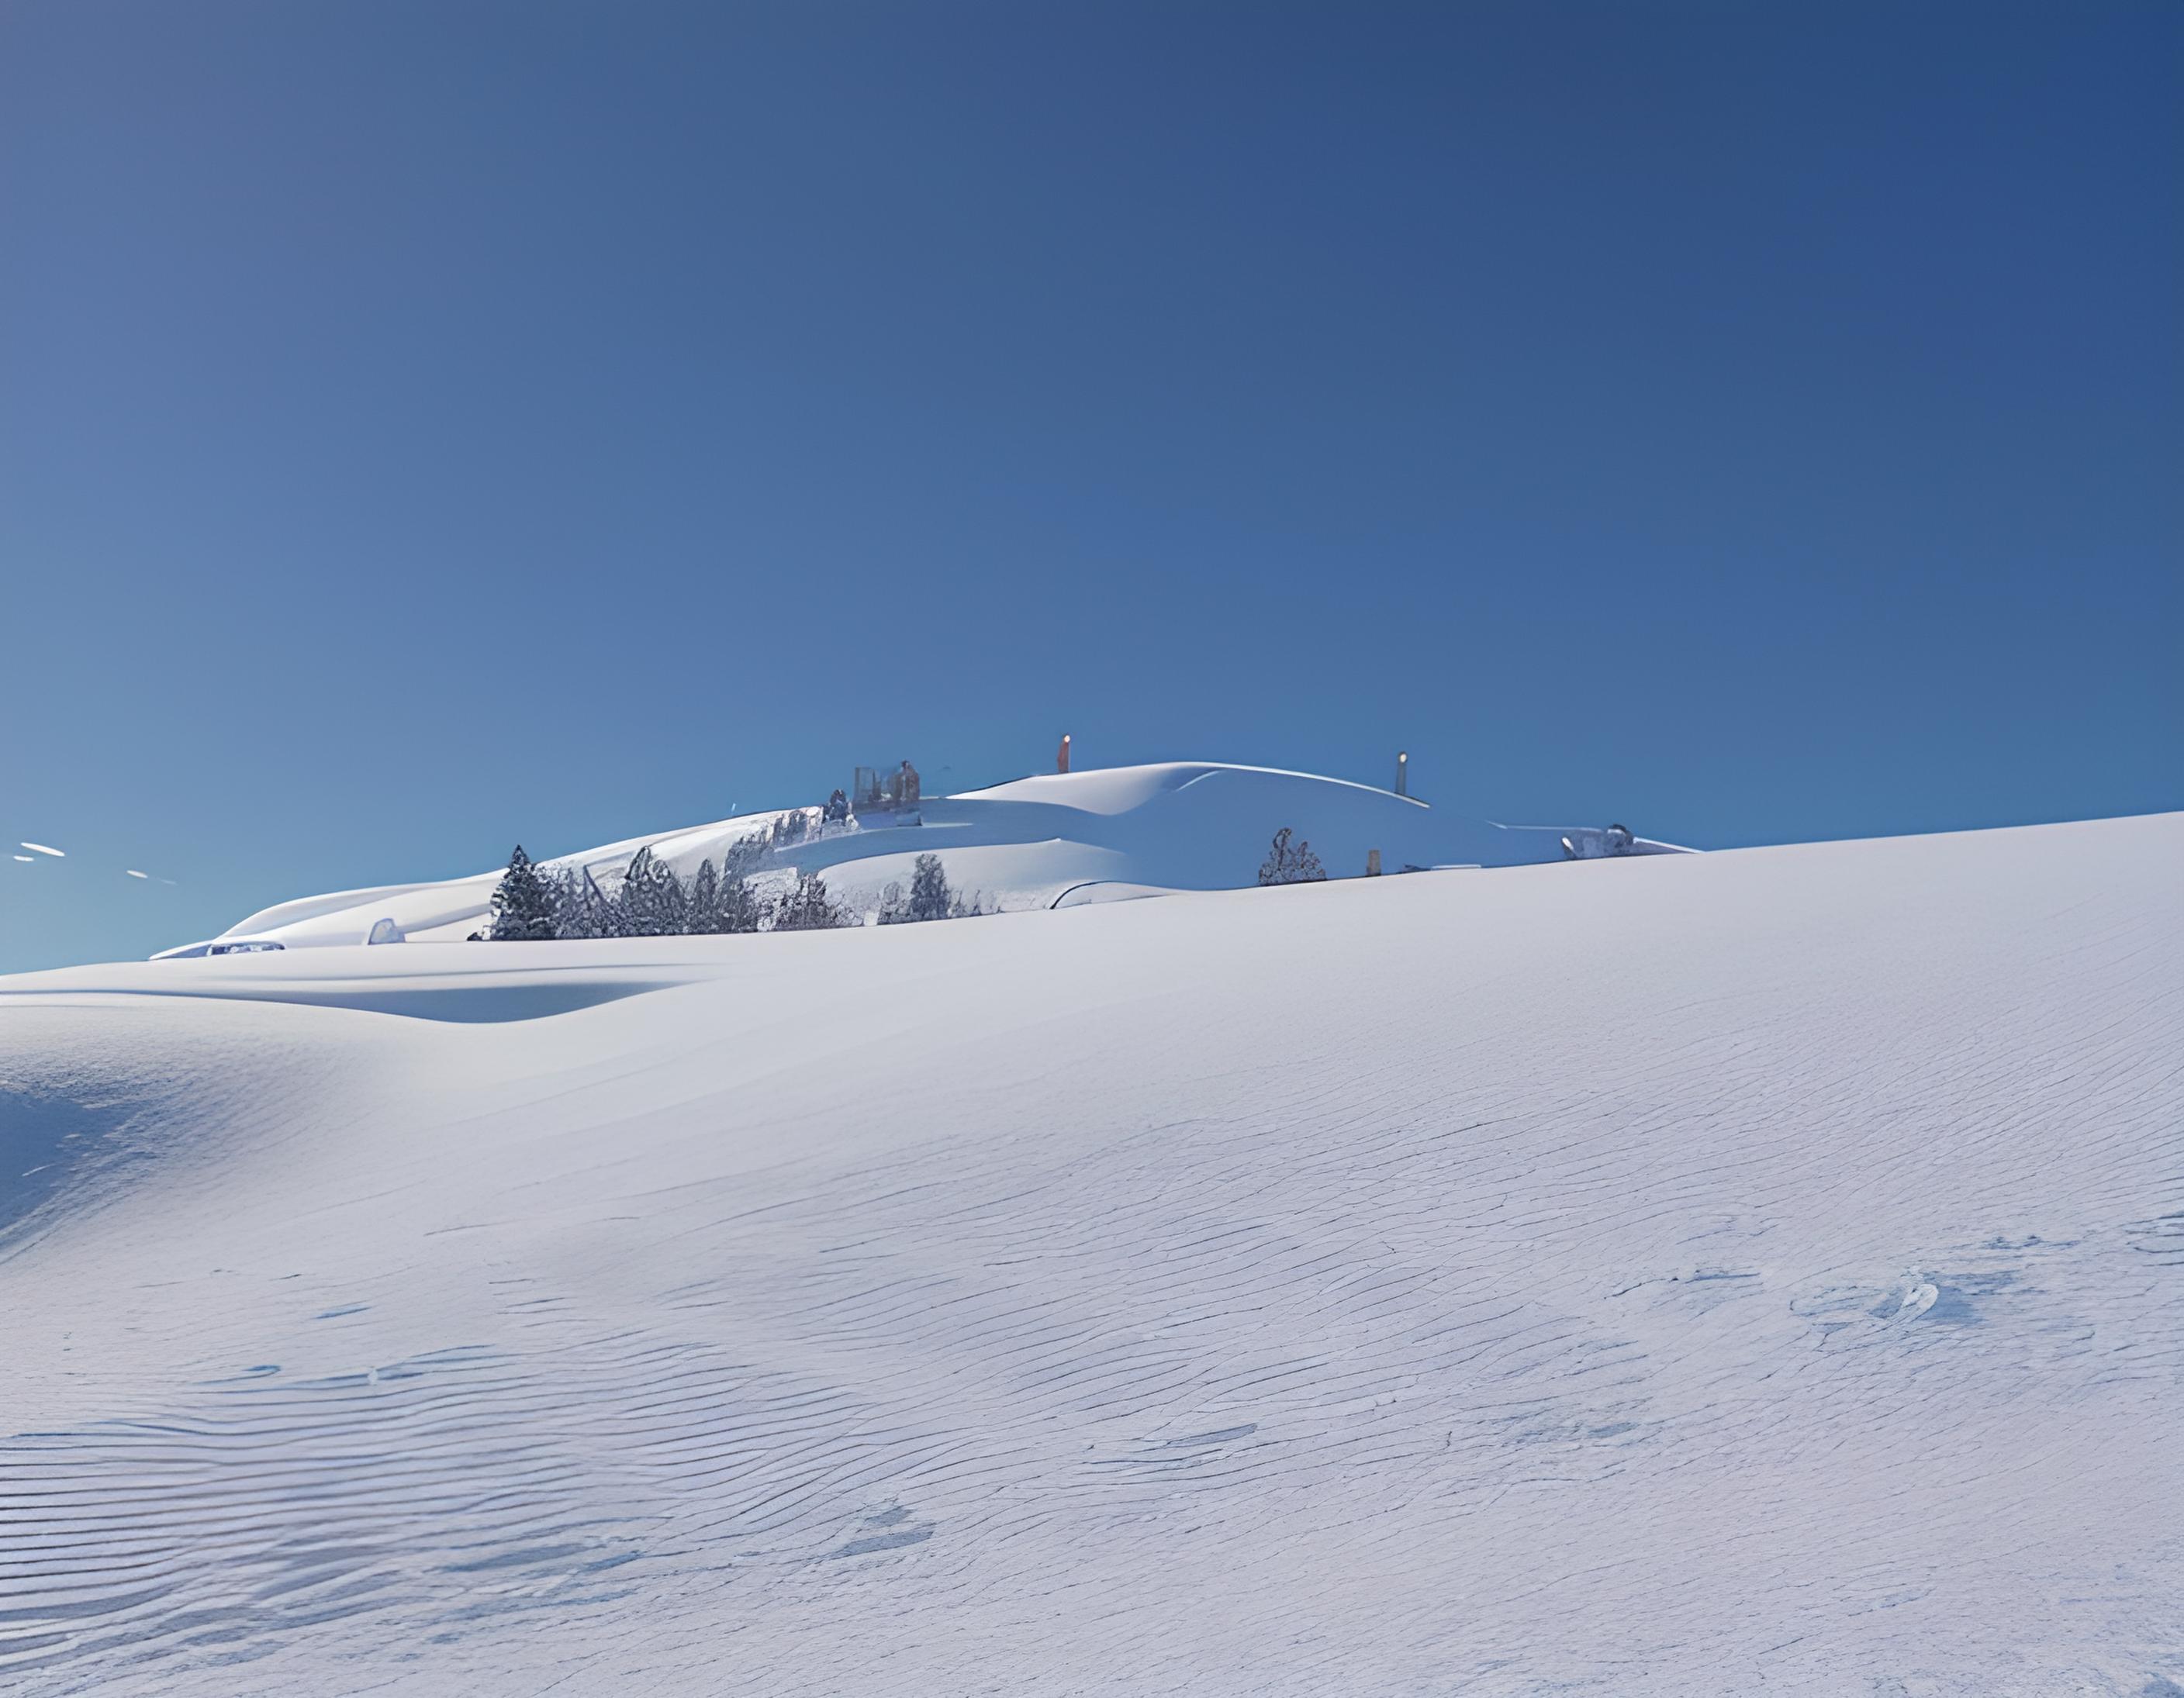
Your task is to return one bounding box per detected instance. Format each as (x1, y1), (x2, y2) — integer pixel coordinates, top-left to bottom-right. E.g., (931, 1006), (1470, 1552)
(482, 837), (845, 940)
(1257, 827), (1328, 886)
(876, 854), (985, 924)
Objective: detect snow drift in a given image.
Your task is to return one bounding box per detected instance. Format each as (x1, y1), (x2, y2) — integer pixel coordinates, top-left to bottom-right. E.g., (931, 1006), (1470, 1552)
(0, 813), (2179, 1695)
(150, 761), (1686, 954)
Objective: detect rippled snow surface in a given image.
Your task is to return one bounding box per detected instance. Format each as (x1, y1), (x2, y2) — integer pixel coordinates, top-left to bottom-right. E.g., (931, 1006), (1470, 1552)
(1, 817), (2179, 1694)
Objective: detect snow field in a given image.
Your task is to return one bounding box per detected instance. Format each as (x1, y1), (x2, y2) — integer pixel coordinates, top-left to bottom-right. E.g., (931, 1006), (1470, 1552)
(0, 813), (2178, 1694)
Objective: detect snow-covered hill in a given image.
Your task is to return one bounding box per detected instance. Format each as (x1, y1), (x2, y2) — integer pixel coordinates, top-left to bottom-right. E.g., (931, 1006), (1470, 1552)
(151, 761), (1685, 954)
(1, 813), (2179, 1694)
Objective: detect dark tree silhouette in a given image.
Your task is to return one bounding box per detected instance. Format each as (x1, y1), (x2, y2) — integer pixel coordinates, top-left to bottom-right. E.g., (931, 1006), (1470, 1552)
(683, 857), (764, 934)
(716, 868), (765, 934)
(907, 853), (952, 923)
(479, 820), (998, 941)
(488, 845), (559, 940)
(689, 859), (721, 932)
(771, 870), (848, 931)
(617, 847), (688, 937)
(1258, 827), (1328, 886)
(549, 866), (610, 939)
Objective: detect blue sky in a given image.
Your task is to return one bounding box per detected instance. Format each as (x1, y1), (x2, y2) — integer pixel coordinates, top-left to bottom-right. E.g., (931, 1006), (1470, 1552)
(3, 0), (2177, 972)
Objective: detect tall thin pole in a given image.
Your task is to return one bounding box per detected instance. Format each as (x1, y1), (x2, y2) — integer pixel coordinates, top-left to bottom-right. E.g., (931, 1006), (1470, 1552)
(1396, 751), (1408, 797)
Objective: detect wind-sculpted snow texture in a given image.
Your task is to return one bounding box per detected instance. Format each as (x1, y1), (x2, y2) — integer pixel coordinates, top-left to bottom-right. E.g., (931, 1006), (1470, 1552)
(0, 815), (2179, 1695)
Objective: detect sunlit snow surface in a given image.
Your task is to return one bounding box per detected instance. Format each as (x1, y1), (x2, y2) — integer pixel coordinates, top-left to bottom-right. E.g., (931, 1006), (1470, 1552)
(1, 815), (2179, 1694)
(171, 761), (1681, 952)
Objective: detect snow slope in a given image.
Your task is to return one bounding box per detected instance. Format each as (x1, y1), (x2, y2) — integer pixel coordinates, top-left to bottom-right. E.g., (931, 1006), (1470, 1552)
(1, 814), (2179, 1695)
(157, 761), (1683, 953)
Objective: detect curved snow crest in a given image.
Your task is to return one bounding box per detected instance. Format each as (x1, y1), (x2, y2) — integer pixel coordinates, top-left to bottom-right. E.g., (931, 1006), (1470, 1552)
(158, 762), (1671, 957)
(955, 760), (1429, 816)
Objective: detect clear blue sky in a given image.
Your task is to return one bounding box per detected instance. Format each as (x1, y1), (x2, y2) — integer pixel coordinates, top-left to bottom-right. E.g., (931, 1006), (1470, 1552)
(3, 1), (2178, 972)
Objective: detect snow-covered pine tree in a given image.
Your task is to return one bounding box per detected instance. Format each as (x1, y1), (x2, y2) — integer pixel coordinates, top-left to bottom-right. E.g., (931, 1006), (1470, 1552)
(541, 866), (575, 939)
(688, 859), (721, 934)
(488, 845), (558, 940)
(724, 830), (768, 878)
(574, 866), (615, 937)
(617, 847), (689, 937)
(907, 853), (951, 923)
(716, 868), (764, 934)
(612, 849), (651, 935)
(656, 858), (690, 934)
(1258, 827), (1328, 886)
(541, 866), (587, 939)
(770, 870), (848, 931)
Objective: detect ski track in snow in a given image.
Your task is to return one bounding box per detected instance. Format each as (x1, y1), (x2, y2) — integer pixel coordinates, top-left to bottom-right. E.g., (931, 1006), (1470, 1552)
(0, 816), (2179, 1694)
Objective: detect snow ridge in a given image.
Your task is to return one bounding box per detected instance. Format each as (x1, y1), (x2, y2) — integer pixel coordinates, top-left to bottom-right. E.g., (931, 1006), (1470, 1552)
(155, 761), (1680, 955)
